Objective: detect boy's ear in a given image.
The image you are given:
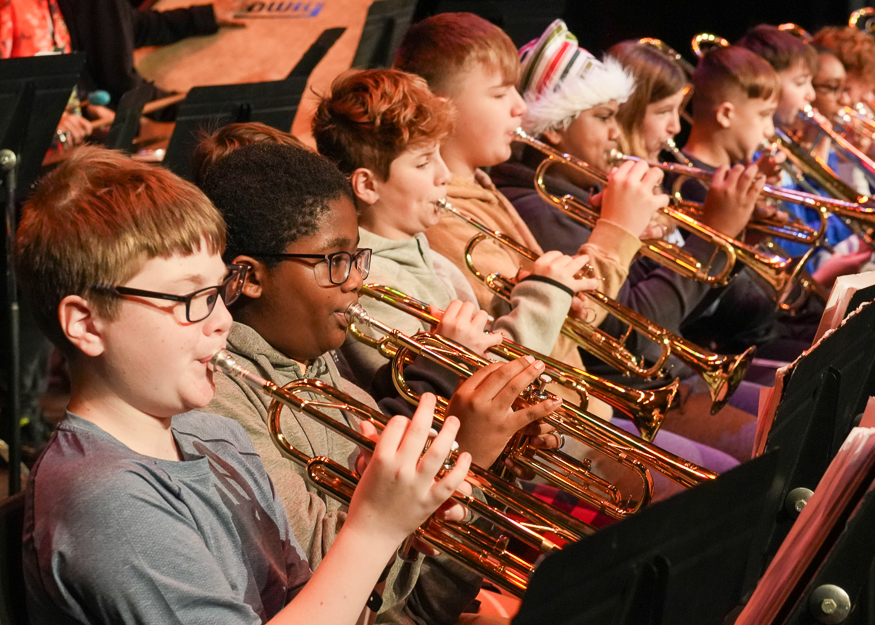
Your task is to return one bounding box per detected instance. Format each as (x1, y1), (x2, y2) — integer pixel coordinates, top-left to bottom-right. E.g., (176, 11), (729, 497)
(715, 101), (734, 129)
(349, 167), (380, 206)
(58, 295), (105, 357)
(232, 255), (265, 299)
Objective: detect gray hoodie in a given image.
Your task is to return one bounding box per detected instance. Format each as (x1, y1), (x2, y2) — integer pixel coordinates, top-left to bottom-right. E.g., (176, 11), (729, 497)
(343, 228), (573, 387)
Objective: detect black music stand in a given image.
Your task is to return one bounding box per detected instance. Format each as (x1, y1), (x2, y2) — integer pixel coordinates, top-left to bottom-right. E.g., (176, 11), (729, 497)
(161, 78), (306, 180)
(779, 478), (875, 625)
(0, 54), (86, 199)
(162, 27), (343, 180)
(512, 452), (783, 625)
(0, 54), (85, 495)
(352, 0), (416, 69)
(103, 84), (153, 153)
(760, 300), (875, 561)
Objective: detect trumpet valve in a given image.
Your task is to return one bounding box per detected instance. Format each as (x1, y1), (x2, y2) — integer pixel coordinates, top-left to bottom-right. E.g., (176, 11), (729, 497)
(523, 374), (553, 403)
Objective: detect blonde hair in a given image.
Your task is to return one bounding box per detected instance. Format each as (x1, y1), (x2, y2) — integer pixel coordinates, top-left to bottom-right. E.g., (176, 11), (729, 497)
(15, 146), (225, 354)
(393, 12), (520, 96)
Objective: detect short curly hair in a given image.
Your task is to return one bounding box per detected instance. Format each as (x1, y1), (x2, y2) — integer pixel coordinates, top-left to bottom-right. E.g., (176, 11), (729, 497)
(312, 68), (454, 180)
(813, 26), (875, 86)
(191, 122), (309, 187)
(199, 143), (354, 266)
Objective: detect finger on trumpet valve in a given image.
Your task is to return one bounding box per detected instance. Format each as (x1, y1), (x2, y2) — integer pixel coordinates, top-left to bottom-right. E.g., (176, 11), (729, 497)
(423, 427), (460, 470)
(572, 263), (602, 281)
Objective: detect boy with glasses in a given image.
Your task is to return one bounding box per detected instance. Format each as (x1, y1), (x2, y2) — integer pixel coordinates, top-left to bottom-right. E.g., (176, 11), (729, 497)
(201, 139), (556, 623)
(18, 146), (469, 625)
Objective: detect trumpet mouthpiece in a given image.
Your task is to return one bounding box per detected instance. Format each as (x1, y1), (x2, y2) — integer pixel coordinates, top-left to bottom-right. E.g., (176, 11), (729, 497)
(210, 349), (238, 374)
(607, 148), (629, 166)
(344, 302), (370, 327)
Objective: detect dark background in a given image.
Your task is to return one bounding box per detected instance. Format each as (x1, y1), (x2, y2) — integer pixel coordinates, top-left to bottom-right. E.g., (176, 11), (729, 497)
(414, 0), (867, 59)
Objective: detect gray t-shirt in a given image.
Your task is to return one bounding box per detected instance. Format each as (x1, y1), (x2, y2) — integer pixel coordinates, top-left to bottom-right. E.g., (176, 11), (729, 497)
(23, 411), (311, 625)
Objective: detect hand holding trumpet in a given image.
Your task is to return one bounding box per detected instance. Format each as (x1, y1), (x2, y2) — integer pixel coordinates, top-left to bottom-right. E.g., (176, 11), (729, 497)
(351, 393), (472, 548)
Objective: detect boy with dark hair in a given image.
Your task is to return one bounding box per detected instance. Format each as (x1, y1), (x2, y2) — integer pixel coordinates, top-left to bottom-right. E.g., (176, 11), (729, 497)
(17, 146), (469, 625)
(200, 140), (556, 623)
(737, 24), (818, 127)
(738, 25), (871, 283)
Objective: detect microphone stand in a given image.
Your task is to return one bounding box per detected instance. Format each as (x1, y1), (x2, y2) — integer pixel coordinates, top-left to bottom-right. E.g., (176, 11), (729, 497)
(2, 148), (21, 495)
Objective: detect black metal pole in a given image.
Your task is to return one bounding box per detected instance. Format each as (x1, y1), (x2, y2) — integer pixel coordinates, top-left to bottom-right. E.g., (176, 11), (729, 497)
(2, 148), (21, 495)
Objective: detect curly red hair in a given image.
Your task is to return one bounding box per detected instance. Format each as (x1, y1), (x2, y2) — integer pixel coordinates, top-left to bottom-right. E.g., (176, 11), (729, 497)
(312, 68), (454, 180)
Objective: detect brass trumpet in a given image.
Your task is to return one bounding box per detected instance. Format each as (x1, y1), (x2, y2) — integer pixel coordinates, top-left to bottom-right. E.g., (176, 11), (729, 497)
(345, 304), (716, 505)
(209, 349), (593, 596)
(636, 37), (696, 76)
(837, 105), (875, 144)
(850, 7), (875, 33)
(777, 23), (813, 43)
(800, 105), (875, 189)
(612, 147), (875, 219)
(691, 33), (730, 58)
(514, 128), (811, 306)
(442, 204), (753, 414)
(514, 127), (737, 286)
(358, 282), (678, 440)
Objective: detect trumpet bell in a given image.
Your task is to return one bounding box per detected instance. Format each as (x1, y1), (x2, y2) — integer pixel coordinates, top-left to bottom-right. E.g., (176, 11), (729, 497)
(850, 7), (875, 33)
(691, 33), (729, 58)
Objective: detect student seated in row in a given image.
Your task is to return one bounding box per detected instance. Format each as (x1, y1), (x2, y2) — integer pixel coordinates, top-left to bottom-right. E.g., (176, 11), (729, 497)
(18, 146), (469, 625)
(392, 12), (670, 402)
(309, 66), (737, 496)
(488, 27), (763, 461)
(197, 138), (558, 623)
(312, 67), (596, 391)
(672, 44), (814, 361)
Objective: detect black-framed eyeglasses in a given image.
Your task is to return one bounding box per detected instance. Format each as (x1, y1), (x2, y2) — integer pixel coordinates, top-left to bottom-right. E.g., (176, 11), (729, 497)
(813, 83), (849, 97)
(92, 264), (248, 323)
(245, 248), (371, 285)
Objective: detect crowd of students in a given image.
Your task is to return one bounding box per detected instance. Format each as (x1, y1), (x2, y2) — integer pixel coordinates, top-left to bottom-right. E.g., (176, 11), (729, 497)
(13, 10), (875, 625)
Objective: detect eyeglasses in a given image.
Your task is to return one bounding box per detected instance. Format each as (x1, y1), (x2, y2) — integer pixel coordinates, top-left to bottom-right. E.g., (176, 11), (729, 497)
(92, 264), (248, 323)
(813, 83), (849, 97)
(245, 248), (372, 285)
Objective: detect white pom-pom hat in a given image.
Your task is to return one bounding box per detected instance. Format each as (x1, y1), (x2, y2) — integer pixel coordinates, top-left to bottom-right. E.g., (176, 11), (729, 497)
(519, 19), (635, 136)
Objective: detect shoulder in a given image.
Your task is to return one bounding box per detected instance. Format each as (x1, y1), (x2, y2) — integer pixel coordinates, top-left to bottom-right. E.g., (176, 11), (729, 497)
(173, 410), (259, 455)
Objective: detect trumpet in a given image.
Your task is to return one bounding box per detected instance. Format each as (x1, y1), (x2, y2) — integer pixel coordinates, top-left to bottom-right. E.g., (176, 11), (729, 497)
(514, 127), (737, 286)
(358, 282), (678, 440)
(800, 105), (875, 188)
(440, 200), (754, 413)
(612, 147), (875, 218)
(837, 105), (875, 144)
(209, 349), (594, 596)
(777, 23), (813, 43)
(636, 37), (696, 76)
(850, 7), (875, 33)
(691, 33), (729, 58)
(345, 303), (716, 504)
(514, 127), (811, 306)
